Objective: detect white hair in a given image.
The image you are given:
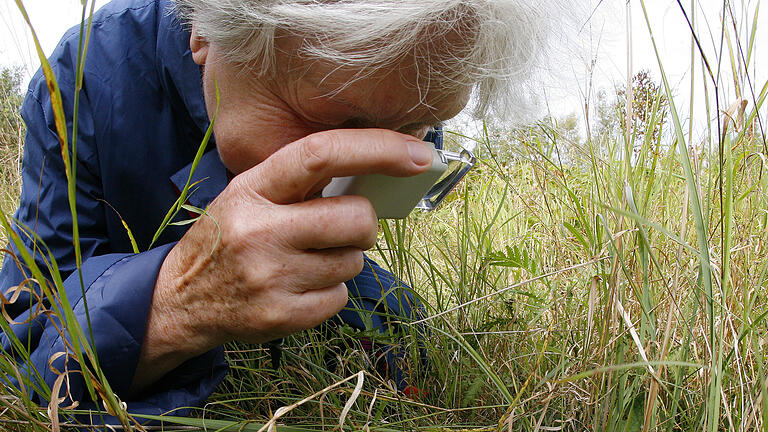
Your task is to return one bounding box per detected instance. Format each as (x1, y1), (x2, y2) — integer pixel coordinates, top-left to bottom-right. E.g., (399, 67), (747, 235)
(171, 0), (579, 119)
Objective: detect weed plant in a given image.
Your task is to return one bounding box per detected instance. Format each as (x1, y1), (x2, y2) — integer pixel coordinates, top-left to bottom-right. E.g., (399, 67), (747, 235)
(1, 0), (767, 431)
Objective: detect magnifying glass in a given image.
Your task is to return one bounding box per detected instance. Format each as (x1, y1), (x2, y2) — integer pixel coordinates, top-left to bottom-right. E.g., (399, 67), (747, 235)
(322, 147), (476, 219)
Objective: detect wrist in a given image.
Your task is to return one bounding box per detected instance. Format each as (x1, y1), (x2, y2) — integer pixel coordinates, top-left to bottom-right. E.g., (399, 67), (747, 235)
(130, 245), (222, 393)
(150, 245), (223, 356)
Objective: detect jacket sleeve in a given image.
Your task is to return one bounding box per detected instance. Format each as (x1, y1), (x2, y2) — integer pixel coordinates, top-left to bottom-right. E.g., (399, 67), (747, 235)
(0, 63), (227, 417)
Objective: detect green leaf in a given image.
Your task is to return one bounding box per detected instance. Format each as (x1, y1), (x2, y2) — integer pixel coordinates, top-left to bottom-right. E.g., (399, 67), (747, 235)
(168, 217), (200, 226)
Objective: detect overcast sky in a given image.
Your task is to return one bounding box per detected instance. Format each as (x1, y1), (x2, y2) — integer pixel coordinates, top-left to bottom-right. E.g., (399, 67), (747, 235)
(1, 0), (765, 141)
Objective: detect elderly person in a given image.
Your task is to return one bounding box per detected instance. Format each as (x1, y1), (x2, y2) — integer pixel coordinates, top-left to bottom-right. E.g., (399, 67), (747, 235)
(1, 0), (563, 417)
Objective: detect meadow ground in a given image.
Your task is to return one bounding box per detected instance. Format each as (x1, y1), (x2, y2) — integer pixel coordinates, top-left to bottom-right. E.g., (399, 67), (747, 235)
(0, 1), (767, 431)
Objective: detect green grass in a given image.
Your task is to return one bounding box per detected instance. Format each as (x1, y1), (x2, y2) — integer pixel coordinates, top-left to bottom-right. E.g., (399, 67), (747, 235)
(1, 0), (767, 430)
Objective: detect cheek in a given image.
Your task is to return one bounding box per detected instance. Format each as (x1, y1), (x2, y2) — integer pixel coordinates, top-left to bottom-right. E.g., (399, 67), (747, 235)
(216, 142), (263, 175)
(212, 116), (271, 174)
(213, 116), (320, 175)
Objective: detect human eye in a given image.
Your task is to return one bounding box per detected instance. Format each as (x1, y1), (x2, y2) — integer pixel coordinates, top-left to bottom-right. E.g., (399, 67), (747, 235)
(337, 117), (370, 129)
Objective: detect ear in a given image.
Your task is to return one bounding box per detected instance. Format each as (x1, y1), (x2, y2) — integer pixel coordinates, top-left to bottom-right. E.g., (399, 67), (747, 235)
(190, 23), (209, 65)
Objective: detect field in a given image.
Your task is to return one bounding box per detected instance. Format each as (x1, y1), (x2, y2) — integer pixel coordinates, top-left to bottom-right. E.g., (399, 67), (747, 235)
(0, 1), (767, 431)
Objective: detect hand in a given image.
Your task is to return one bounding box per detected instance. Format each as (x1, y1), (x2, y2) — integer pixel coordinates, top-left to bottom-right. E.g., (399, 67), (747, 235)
(130, 129), (434, 391)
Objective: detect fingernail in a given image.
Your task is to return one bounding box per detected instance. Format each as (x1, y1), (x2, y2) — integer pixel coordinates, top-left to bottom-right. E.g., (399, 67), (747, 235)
(407, 140), (433, 166)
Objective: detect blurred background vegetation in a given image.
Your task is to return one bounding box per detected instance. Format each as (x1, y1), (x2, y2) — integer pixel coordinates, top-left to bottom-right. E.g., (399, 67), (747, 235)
(0, 66), (24, 218)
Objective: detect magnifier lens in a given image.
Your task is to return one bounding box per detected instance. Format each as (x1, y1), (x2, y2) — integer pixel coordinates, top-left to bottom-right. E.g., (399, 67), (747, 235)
(416, 148), (476, 211)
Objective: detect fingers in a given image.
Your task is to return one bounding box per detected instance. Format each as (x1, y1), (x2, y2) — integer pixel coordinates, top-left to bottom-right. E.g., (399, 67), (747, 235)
(283, 247), (365, 292)
(282, 195), (379, 251)
(207, 191), (376, 292)
(242, 129), (435, 204)
(285, 283), (350, 331)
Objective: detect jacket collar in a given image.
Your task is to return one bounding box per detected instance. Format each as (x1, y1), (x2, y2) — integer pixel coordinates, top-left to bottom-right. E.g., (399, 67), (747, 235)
(169, 150), (229, 210)
(155, 0), (210, 137)
(155, 0), (228, 208)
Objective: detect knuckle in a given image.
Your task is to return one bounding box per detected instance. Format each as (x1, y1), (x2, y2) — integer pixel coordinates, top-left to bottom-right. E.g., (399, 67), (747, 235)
(299, 133), (337, 174)
(218, 209), (270, 253)
(330, 284), (350, 312)
(362, 206), (379, 246)
(371, 129), (405, 161)
(340, 249), (365, 280)
(324, 249), (363, 283)
(259, 305), (285, 329)
(371, 129), (395, 152)
(218, 214), (248, 246)
(346, 197), (379, 248)
(274, 214), (308, 251)
(350, 250), (365, 275)
(258, 258), (290, 287)
(313, 284), (350, 320)
(292, 285), (348, 329)
(228, 171), (265, 200)
(227, 174), (250, 195)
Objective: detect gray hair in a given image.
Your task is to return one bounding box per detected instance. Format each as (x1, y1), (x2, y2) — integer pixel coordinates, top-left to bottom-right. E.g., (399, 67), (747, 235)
(171, 0), (578, 118)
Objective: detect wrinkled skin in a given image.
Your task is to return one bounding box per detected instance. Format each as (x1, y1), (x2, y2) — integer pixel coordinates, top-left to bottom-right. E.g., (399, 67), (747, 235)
(130, 27), (469, 392)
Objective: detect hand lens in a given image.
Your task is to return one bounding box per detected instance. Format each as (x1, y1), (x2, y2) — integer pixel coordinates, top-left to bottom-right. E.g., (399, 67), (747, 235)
(322, 147), (476, 219)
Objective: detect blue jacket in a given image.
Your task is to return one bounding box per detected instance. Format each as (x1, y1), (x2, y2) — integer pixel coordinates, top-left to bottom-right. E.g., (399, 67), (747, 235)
(0, 0), (438, 417)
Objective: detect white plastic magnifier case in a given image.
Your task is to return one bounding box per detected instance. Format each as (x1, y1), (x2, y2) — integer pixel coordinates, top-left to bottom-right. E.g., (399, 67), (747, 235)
(322, 147), (476, 219)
